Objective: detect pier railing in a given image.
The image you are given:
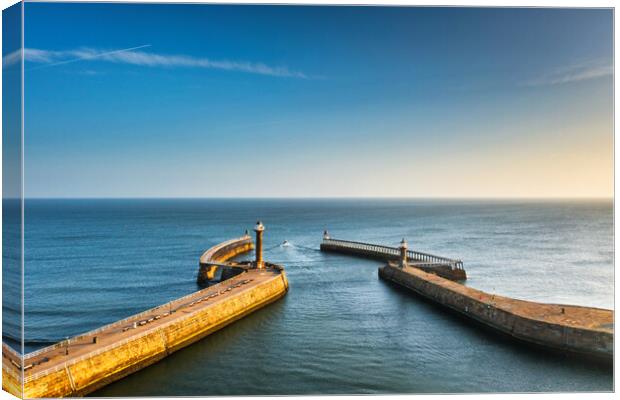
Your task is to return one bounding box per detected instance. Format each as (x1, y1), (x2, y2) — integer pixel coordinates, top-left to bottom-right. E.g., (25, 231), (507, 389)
(321, 238), (464, 271)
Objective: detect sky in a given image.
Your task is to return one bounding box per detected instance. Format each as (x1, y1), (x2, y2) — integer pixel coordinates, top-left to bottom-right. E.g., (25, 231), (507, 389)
(12, 4), (614, 198)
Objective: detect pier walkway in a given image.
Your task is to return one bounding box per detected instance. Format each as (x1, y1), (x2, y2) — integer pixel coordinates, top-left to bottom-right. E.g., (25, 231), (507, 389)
(320, 235), (613, 360)
(3, 225), (289, 398)
(22, 270), (280, 379)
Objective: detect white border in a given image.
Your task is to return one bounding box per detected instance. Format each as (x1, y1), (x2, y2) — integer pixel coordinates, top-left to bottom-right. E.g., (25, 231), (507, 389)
(0, 1), (616, 400)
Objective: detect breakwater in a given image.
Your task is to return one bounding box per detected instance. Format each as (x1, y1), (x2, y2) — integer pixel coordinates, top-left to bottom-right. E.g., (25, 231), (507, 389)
(3, 234), (288, 398)
(379, 264), (613, 359)
(320, 236), (613, 360)
(2, 343), (22, 397)
(320, 236), (466, 281)
(198, 234), (254, 283)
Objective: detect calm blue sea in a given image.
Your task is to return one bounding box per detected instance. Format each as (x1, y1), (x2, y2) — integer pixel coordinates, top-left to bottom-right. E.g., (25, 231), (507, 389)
(4, 199), (614, 393)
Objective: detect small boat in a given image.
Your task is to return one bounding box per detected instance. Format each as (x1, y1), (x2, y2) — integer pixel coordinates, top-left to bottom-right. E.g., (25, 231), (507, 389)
(282, 240), (290, 247)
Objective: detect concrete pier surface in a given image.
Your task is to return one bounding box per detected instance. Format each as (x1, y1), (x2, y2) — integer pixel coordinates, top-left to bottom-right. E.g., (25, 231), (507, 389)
(380, 263), (613, 360)
(320, 235), (612, 360)
(3, 231), (288, 398)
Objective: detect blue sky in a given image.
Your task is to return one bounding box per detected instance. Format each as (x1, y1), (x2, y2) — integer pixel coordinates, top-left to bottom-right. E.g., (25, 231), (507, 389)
(2, 2), (21, 200)
(18, 4), (613, 198)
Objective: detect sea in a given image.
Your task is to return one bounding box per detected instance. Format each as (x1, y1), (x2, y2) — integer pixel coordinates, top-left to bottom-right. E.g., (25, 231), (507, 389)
(2, 199), (614, 394)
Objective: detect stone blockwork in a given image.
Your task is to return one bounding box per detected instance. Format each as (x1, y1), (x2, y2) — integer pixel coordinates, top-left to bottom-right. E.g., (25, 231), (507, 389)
(2, 343), (22, 398)
(197, 236), (254, 283)
(3, 236), (288, 399)
(19, 271), (288, 398)
(379, 264), (613, 360)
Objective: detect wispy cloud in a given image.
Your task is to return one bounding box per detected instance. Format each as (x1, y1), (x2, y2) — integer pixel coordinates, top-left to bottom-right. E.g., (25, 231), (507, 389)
(524, 59), (612, 87)
(3, 45), (308, 78)
(3, 49), (21, 68)
(3, 48), (65, 68)
(75, 70), (104, 76)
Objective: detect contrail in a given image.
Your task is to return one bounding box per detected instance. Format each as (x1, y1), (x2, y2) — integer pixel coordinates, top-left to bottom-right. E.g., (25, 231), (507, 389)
(23, 44), (308, 78)
(29, 44), (152, 71)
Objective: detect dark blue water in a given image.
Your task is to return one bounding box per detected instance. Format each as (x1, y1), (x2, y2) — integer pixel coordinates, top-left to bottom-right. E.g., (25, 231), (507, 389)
(13, 199), (614, 393)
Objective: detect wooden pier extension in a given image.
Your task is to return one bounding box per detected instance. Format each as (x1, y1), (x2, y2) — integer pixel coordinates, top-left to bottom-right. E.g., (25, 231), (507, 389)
(320, 236), (612, 360)
(3, 231), (288, 398)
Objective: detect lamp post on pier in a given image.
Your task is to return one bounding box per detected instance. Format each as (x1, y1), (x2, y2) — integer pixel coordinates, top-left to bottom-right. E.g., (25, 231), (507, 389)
(399, 238), (408, 269)
(254, 221), (265, 269)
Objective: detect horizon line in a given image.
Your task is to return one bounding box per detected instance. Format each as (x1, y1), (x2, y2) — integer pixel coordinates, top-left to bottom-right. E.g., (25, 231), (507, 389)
(10, 196), (614, 201)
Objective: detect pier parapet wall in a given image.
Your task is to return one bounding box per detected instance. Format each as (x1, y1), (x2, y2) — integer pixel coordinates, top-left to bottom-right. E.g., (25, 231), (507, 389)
(2, 343), (22, 397)
(4, 229), (288, 399)
(15, 268), (288, 398)
(198, 235), (254, 283)
(379, 263), (613, 360)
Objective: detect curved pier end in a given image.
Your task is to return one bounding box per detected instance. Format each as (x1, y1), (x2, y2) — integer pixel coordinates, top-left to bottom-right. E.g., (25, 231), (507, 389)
(15, 230), (288, 398)
(379, 263), (613, 360)
(198, 235), (254, 284)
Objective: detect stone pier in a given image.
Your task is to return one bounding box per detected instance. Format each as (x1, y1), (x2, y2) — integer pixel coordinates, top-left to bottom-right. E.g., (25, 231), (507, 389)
(379, 263), (612, 360)
(320, 234), (612, 360)
(3, 225), (288, 398)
